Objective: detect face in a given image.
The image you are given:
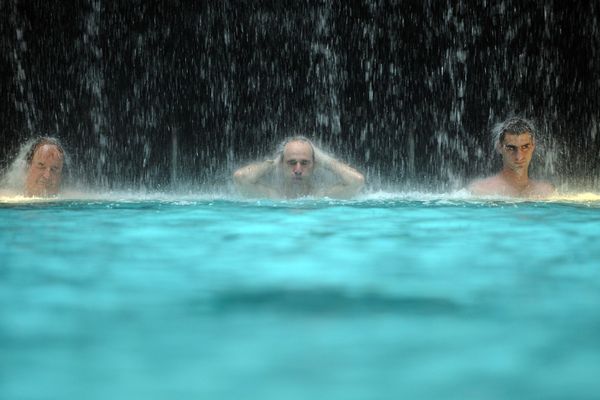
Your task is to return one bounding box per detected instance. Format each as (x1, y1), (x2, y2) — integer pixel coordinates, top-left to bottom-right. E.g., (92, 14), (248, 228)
(282, 141), (314, 183)
(499, 132), (535, 172)
(25, 144), (64, 197)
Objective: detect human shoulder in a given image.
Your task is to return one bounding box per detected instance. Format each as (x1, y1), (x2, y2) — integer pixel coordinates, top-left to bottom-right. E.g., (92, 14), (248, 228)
(529, 180), (556, 197)
(467, 175), (505, 195)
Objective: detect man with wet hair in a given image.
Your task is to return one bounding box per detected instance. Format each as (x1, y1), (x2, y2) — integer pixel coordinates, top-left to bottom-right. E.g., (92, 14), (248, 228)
(233, 136), (365, 199)
(468, 117), (555, 197)
(24, 137), (65, 197)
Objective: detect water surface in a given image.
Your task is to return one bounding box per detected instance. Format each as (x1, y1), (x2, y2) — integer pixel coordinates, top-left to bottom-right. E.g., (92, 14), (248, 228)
(1, 196), (599, 399)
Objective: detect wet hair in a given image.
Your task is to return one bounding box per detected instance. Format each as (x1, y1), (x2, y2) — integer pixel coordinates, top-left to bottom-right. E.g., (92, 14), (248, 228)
(492, 116), (537, 145)
(275, 136), (315, 162)
(25, 137), (65, 166)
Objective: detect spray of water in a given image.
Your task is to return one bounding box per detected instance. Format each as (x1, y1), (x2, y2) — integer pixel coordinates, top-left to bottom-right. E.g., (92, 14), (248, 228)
(1, 2), (599, 198)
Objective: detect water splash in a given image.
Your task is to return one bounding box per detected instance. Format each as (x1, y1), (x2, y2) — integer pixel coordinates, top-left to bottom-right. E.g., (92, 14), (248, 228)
(1, 2), (599, 193)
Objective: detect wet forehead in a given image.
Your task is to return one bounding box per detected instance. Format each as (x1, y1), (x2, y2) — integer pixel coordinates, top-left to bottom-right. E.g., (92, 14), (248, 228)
(502, 132), (533, 146)
(283, 141), (313, 161)
(33, 144), (64, 165)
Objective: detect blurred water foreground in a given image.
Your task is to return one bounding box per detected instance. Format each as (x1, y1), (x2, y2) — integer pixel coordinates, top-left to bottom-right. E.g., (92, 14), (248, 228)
(1, 1), (599, 193)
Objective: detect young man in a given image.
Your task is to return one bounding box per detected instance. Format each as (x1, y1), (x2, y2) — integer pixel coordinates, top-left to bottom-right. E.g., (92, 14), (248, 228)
(233, 136), (365, 199)
(468, 117), (555, 198)
(24, 137), (65, 197)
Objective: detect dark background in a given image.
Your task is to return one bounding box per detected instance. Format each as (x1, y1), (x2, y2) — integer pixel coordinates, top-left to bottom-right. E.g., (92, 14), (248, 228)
(1, 0), (598, 192)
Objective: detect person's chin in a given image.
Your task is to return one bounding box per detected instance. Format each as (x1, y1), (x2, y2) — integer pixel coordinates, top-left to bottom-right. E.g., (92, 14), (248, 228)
(25, 185), (41, 196)
(29, 185), (56, 197)
(25, 190), (43, 197)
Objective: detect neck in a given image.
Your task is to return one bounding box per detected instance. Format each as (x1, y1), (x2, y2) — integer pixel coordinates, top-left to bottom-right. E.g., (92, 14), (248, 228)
(500, 167), (529, 189)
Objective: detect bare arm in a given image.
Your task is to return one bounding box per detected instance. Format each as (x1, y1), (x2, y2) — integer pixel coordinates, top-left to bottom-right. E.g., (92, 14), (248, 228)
(314, 147), (365, 198)
(466, 178), (491, 196)
(233, 158), (280, 198)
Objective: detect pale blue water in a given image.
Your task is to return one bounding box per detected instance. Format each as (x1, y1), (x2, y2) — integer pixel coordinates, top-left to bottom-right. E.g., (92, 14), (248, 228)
(1, 197), (600, 400)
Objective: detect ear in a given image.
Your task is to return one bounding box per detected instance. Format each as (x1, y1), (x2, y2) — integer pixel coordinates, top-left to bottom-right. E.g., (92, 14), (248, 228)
(495, 141), (502, 154)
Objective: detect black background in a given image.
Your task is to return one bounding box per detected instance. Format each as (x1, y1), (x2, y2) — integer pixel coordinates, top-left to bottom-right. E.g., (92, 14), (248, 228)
(1, 1), (598, 192)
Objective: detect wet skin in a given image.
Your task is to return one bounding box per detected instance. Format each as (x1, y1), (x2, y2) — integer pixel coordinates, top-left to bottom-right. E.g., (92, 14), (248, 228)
(24, 144), (64, 197)
(282, 141), (314, 184)
(499, 133), (535, 174)
(468, 131), (555, 197)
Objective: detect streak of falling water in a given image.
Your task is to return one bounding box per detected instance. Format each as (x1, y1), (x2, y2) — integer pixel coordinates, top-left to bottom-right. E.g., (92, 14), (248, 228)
(171, 128), (178, 187)
(439, 4), (471, 189)
(9, 0), (37, 134)
(82, 0), (108, 187)
(1, 2), (599, 193)
(222, 12), (236, 174)
(308, 4), (342, 140)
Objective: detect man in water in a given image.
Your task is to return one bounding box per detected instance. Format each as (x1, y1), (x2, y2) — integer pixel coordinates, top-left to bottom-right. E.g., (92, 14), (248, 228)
(468, 117), (555, 197)
(233, 136), (365, 199)
(24, 137), (65, 197)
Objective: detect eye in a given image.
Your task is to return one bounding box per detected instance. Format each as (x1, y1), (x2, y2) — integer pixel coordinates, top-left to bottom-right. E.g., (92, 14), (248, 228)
(300, 160), (310, 166)
(504, 145), (517, 152)
(521, 144), (531, 151)
(287, 160), (296, 166)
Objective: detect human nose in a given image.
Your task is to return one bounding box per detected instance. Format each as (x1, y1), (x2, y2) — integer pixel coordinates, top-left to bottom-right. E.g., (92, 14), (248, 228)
(515, 149), (525, 160)
(293, 163), (302, 174)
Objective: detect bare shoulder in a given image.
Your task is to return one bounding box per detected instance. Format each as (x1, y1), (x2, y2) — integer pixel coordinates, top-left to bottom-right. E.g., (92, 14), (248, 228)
(467, 175), (505, 195)
(530, 180), (556, 197)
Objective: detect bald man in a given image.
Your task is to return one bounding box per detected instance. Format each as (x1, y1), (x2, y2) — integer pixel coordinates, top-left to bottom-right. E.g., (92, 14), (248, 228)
(24, 137), (65, 197)
(233, 136), (364, 199)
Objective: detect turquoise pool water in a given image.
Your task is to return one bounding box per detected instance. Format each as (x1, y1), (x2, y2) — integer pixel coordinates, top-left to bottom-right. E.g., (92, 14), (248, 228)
(1, 196), (600, 399)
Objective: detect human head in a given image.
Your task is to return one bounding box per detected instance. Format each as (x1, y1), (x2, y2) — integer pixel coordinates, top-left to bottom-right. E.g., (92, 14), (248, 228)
(492, 117), (537, 149)
(277, 136), (315, 183)
(492, 117), (536, 172)
(24, 137), (65, 197)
